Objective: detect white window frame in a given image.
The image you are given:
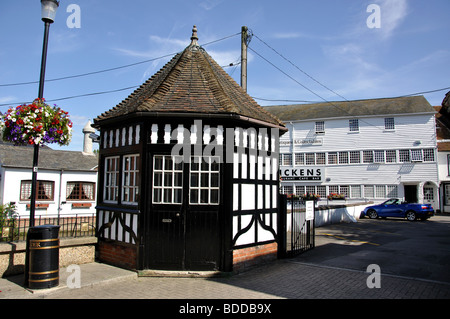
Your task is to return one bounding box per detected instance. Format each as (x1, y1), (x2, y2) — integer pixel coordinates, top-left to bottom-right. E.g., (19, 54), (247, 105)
(122, 154), (140, 205)
(338, 152), (349, 164)
(399, 150), (411, 163)
(384, 118), (395, 130)
(295, 153), (305, 166)
(328, 152), (338, 165)
(280, 153), (292, 166)
(386, 150), (397, 163)
(152, 155), (183, 204)
(349, 119), (359, 132)
(423, 149), (435, 162)
(350, 185), (361, 198)
(104, 156), (120, 203)
(363, 151), (374, 163)
(387, 185), (398, 198)
(305, 153), (315, 165)
(349, 151), (360, 164)
(189, 156), (220, 205)
(374, 150), (385, 163)
(316, 153), (326, 165)
(411, 149), (423, 162)
(315, 121), (325, 134)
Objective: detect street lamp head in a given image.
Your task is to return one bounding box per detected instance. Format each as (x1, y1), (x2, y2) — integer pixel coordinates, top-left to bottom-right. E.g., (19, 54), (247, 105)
(41, 0), (59, 23)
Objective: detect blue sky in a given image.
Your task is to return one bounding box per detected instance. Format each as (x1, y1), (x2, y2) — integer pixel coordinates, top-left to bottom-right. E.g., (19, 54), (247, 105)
(1, 0), (449, 151)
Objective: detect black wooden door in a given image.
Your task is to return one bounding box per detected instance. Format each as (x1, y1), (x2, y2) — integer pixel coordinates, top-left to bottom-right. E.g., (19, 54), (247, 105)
(146, 154), (221, 270)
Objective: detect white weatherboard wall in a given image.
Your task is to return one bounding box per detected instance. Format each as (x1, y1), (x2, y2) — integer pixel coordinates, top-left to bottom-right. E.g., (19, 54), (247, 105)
(279, 112), (439, 208)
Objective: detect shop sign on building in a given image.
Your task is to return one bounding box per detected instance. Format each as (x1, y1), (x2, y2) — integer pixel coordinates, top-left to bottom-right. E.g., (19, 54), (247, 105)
(280, 167), (324, 181)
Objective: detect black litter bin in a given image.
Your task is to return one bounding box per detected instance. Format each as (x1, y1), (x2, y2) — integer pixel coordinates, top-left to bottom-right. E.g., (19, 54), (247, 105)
(28, 225), (60, 289)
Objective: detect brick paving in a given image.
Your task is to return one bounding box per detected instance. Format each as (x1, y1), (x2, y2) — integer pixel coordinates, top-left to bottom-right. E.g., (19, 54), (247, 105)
(24, 259), (450, 300)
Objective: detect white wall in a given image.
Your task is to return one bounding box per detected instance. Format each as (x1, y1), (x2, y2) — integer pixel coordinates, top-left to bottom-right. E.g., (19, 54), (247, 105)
(1, 167), (97, 217)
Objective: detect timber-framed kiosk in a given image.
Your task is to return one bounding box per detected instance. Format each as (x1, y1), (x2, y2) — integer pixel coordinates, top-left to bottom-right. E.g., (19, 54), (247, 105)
(93, 26), (287, 273)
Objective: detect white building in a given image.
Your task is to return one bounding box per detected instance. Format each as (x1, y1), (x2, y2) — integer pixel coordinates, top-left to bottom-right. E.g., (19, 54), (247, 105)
(0, 122), (98, 218)
(265, 96), (439, 209)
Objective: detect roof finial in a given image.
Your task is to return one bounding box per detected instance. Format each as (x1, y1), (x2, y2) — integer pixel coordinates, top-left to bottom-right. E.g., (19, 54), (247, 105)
(190, 25), (199, 45)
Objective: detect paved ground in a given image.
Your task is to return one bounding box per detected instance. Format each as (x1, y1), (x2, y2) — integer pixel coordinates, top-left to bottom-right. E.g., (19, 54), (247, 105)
(1, 215), (449, 305)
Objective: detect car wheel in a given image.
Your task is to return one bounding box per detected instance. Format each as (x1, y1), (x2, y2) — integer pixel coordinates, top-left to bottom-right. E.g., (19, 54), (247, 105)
(406, 211), (416, 221)
(367, 209), (378, 219)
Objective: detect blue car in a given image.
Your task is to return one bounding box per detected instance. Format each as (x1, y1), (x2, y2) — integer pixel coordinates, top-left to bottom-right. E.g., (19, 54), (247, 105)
(361, 198), (434, 221)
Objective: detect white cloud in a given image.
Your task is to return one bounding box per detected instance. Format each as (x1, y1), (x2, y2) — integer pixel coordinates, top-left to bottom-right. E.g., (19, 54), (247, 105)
(0, 96), (17, 105)
(114, 33), (244, 81)
(376, 0), (409, 39)
(199, 0), (224, 11)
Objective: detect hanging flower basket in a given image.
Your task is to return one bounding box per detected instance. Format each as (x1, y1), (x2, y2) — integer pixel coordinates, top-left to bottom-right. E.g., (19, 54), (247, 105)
(1, 98), (72, 146)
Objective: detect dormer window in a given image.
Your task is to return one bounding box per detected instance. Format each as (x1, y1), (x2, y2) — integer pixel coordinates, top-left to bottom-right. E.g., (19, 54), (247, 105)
(315, 121), (325, 134)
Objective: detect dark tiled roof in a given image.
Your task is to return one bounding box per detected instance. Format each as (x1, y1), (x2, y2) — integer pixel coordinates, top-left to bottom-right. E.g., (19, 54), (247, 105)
(264, 96), (435, 121)
(94, 28), (284, 129)
(0, 142), (98, 171)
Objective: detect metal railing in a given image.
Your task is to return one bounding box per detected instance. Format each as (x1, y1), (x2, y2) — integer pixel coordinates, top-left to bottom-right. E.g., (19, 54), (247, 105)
(0, 213), (96, 242)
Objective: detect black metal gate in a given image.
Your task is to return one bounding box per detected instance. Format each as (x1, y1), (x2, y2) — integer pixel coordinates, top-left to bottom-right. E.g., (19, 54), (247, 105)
(278, 195), (315, 258)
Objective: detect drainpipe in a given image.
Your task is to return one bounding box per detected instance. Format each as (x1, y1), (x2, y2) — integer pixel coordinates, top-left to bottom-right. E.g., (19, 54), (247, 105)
(57, 169), (63, 225)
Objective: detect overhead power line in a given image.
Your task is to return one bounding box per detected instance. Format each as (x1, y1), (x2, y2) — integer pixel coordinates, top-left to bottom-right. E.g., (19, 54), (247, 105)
(0, 32), (241, 88)
(252, 86), (450, 104)
(253, 34), (349, 102)
(247, 40), (443, 138)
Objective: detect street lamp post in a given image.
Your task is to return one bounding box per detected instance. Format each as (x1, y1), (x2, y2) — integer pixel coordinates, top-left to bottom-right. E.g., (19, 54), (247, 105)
(29, 0), (59, 227)
(24, 0), (59, 287)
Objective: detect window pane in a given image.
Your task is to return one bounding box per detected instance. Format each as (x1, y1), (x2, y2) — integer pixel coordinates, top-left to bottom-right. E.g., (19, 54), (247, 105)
(164, 172), (173, 186)
(163, 189), (172, 202)
(211, 173), (219, 187)
(295, 153), (304, 165)
(191, 173), (199, 187)
(328, 152), (337, 164)
(189, 156), (220, 205)
(374, 150), (385, 163)
(315, 121), (325, 133)
(316, 153), (326, 165)
(339, 152), (349, 164)
(411, 149), (423, 162)
(423, 149), (435, 162)
(385, 118), (395, 130)
(305, 153), (315, 165)
(190, 189), (198, 204)
(210, 190), (219, 204)
(174, 173), (183, 187)
(351, 185), (361, 198)
(364, 185), (374, 198)
(200, 189), (209, 203)
(363, 151), (373, 163)
(174, 189), (183, 204)
(154, 172), (162, 186)
(153, 155), (183, 204)
(399, 150), (410, 162)
(386, 150), (397, 163)
(164, 157), (173, 170)
(153, 189), (161, 203)
(201, 173), (209, 187)
(154, 156), (163, 170)
(349, 119), (359, 131)
(350, 151), (360, 163)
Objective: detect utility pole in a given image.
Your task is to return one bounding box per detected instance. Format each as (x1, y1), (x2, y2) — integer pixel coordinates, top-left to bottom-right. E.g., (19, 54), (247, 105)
(241, 26), (248, 92)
